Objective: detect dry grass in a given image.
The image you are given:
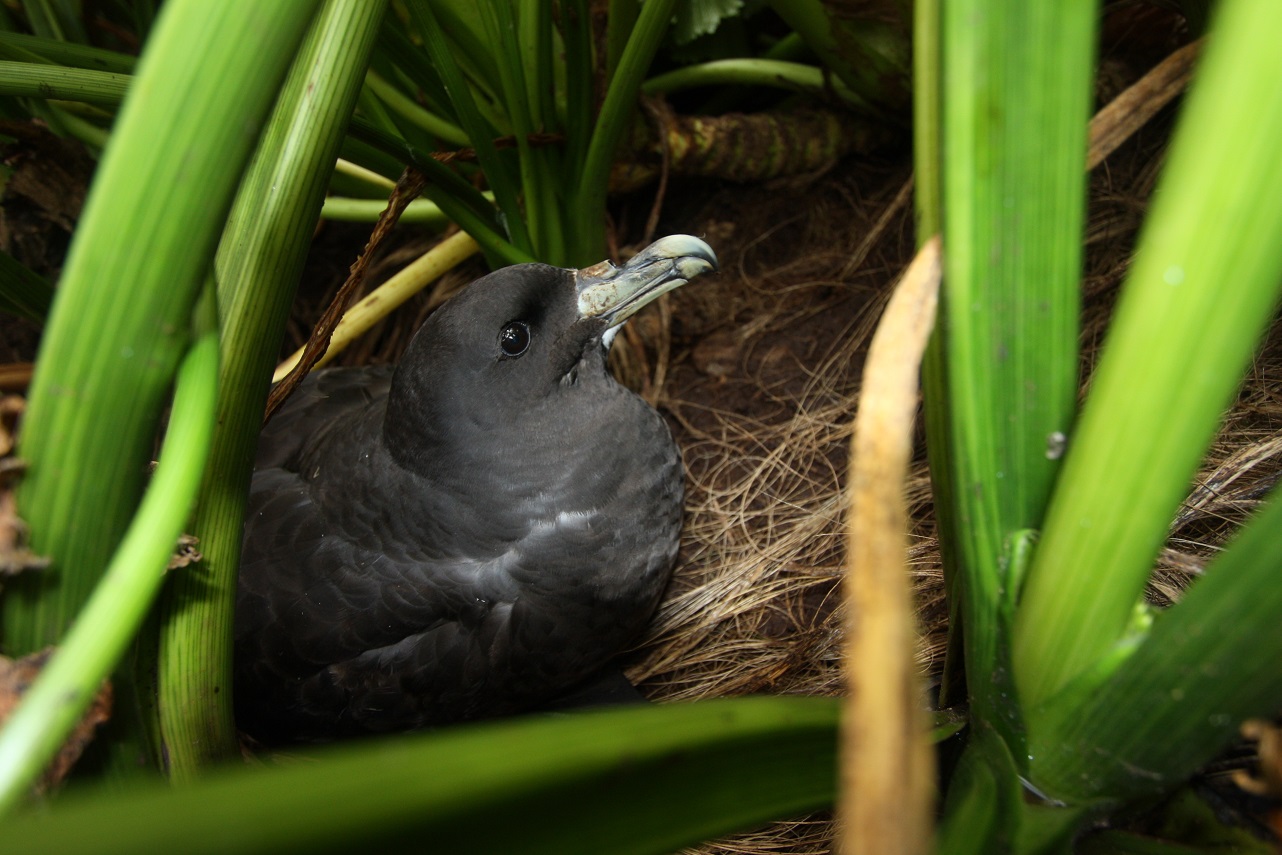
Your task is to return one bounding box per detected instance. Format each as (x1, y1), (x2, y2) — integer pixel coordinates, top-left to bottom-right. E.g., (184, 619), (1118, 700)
(282, 80), (1282, 853)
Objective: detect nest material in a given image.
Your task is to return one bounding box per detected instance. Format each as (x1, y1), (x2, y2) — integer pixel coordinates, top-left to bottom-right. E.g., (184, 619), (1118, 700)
(288, 101), (1282, 853)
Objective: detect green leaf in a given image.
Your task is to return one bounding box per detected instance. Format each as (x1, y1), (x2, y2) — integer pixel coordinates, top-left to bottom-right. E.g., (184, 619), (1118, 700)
(570, 0), (680, 264)
(672, 0), (744, 45)
(920, 0), (1095, 752)
(1013, 0), (1282, 714)
(0, 60), (128, 105)
(0, 32), (135, 73)
(406, 0), (532, 254)
(0, 697), (838, 855)
(1028, 487), (1282, 802)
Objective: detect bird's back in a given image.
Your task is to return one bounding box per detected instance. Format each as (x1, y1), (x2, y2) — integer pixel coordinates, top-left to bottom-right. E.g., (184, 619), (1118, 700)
(234, 366), (681, 741)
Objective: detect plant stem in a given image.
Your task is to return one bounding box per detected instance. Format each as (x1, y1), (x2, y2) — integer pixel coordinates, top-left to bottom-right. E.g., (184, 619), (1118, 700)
(0, 31), (135, 73)
(642, 58), (858, 103)
(571, 0), (678, 265)
(320, 195), (451, 224)
(0, 60), (128, 104)
(155, 0), (387, 780)
(924, 0), (1095, 753)
(364, 68), (467, 146)
(0, 334), (218, 816)
(272, 230), (480, 380)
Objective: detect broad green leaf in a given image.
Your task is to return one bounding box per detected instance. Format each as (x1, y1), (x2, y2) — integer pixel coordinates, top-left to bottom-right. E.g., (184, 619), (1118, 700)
(921, 0), (1094, 752)
(0, 698), (838, 855)
(1014, 0), (1282, 713)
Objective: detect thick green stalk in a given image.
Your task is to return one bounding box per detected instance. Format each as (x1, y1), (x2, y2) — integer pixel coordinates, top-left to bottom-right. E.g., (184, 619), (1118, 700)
(925, 0), (1094, 750)
(0, 334), (217, 816)
(1013, 0), (1282, 712)
(914, 0), (972, 712)
(0, 697), (838, 855)
(1029, 487), (1282, 803)
(0, 32), (135, 72)
(0, 60), (127, 104)
(320, 195), (451, 225)
(570, 0), (677, 265)
(155, 0), (387, 779)
(3, 0), (319, 659)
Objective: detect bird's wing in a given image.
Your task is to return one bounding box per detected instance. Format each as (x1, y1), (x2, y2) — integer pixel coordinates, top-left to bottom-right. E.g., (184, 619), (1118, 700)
(254, 365), (395, 470)
(236, 461), (524, 736)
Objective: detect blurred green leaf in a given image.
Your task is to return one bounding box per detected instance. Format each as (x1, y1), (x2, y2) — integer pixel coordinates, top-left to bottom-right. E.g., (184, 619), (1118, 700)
(0, 697), (838, 855)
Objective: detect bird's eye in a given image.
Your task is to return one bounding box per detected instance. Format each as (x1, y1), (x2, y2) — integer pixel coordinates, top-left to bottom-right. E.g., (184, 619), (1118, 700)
(498, 321), (531, 357)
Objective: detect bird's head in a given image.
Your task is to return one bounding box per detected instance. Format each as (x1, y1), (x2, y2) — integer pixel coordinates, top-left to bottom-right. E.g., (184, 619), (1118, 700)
(383, 235), (717, 465)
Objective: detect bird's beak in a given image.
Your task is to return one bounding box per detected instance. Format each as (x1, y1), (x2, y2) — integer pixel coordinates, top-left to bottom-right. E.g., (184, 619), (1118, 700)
(575, 235), (718, 328)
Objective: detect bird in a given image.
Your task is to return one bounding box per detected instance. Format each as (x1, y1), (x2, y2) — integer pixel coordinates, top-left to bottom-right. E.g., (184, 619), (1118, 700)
(233, 235), (718, 742)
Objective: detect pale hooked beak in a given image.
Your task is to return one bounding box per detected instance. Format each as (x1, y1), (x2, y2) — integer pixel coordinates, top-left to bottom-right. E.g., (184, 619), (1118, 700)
(575, 235), (718, 328)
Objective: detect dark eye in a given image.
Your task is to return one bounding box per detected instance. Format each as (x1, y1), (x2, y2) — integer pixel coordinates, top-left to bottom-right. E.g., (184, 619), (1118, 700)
(498, 321), (531, 357)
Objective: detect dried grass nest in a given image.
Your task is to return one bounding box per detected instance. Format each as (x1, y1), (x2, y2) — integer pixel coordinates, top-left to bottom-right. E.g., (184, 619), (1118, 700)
(638, 143), (1282, 853)
(302, 117), (1280, 852)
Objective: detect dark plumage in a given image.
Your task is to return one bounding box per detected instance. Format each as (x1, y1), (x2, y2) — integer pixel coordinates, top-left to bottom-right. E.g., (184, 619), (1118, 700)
(234, 236), (717, 741)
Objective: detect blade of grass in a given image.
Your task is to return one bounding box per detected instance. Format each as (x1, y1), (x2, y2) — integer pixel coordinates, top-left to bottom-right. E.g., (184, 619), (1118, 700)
(605, 0), (638, 82)
(407, 0), (532, 254)
(372, 18), (453, 114)
(1013, 0), (1282, 713)
(0, 333), (218, 815)
(509, 0), (565, 262)
(154, 0), (387, 780)
(560, 0), (591, 182)
(341, 120), (529, 265)
(364, 68), (467, 146)
(20, 0), (85, 43)
(415, 0), (504, 110)
(914, 0), (973, 713)
(0, 697), (838, 855)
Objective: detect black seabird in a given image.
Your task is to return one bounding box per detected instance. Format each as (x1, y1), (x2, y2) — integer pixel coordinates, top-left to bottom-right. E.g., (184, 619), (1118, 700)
(234, 235), (717, 741)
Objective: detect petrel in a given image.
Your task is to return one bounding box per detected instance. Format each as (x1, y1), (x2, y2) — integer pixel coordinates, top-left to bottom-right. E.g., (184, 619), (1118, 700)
(234, 235), (717, 741)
